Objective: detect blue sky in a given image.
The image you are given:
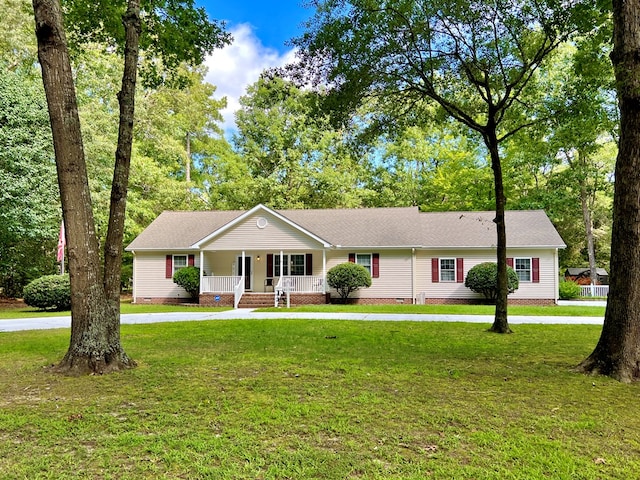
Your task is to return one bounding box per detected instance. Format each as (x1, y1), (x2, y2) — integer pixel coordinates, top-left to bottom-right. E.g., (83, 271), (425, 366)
(198, 1), (312, 54)
(195, 1), (314, 132)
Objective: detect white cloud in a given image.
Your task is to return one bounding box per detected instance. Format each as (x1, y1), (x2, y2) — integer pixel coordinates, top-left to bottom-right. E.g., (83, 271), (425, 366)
(204, 24), (297, 136)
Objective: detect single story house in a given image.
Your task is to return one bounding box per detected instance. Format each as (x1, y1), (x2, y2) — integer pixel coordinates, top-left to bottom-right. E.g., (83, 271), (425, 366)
(565, 267), (609, 285)
(125, 204), (566, 307)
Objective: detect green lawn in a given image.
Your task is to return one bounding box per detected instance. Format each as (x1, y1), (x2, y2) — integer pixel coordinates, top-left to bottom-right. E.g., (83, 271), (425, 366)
(0, 319), (636, 479)
(257, 303), (606, 317)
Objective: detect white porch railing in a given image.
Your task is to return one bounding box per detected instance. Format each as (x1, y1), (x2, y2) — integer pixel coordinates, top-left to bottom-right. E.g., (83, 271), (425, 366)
(201, 275), (324, 294)
(234, 277), (244, 309)
(274, 275), (325, 307)
(201, 276), (242, 293)
(580, 285), (609, 297)
(276, 275), (325, 293)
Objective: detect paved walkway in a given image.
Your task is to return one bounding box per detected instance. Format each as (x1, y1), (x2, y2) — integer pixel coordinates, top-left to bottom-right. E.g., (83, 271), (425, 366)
(0, 305), (605, 332)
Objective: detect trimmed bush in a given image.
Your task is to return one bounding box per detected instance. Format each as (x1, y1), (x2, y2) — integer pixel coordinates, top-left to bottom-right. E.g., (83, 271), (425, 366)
(559, 280), (582, 300)
(464, 262), (519, 300)
(173, 266), (200, 299)
(327, 262), (372, 302)
(23, 274), (71, 311)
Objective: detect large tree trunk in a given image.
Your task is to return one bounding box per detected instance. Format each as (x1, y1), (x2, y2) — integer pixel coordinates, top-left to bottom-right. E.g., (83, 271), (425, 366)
(33, 0), (135, 375)
(104, 0), (141, 309)
(577, 0), (640, 382)
(486, 131), (512, 334)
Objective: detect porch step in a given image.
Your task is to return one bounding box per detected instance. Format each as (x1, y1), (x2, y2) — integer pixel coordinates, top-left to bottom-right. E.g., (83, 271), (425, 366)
(237, 293), (276, 309)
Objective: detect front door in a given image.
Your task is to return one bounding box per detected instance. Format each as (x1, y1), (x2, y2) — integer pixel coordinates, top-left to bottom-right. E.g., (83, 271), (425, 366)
(237, 256), (251, 290)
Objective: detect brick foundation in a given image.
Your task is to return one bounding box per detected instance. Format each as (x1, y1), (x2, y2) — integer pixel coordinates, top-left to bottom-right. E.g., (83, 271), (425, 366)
(137, 294), (555, 307)
(330, 297), (413, 305)
(425, 298), (557, 306)
(133, 297), (196, 305)
(199, 293), (235, 307)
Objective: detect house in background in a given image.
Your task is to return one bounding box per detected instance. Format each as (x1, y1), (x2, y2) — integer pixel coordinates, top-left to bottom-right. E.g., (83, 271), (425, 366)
(125, 204), (566, 307)
(564, 267), (609, 285)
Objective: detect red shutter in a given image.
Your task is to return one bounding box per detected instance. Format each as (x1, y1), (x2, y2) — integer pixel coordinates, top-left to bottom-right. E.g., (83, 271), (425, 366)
(372, 253), (379, 278)
(432, 258), (439, 283)
(165, 255), (172, 278)
(456, 258), (464, 283)
(532, 257), (540, 283)
(267, 254), (273, 276)
(507, 258), (514, 268)
(348, 253), (356, 263)
(306, 253), (313, 276)
(188, 254), (195, 267)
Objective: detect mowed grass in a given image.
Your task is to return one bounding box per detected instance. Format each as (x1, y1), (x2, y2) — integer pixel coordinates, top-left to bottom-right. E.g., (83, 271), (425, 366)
(1, 319), (637, 479)
(0, 302), (232, 319)
(258, 303), (606, 317)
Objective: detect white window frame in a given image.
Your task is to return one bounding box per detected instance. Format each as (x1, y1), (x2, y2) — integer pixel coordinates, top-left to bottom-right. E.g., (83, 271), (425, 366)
(356, 253), (372, 274)
(290, 254), (305, 276)
(439, 258), (456, 282)
(514, 257), (532, 282)
(274, 254), (306, 276)
(173, 254), (188, 275)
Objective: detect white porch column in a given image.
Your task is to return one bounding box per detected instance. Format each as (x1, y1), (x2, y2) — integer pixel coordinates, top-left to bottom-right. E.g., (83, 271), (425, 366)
(199, 250), (204, 294)
(280, 250), (284, 277)
(322, 249), (327, 294)
(242, 250), (245, 282)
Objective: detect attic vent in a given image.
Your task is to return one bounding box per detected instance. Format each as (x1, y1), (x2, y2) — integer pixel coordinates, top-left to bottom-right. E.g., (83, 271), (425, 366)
(256, 217), (268, 229)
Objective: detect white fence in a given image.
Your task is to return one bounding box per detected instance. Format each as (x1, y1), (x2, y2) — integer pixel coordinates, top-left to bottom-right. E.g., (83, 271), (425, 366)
(275, 276), (325, 294)
(201, 276), (241, 293)
(201, 275), (325, 294)
(580, 285), (609, 297)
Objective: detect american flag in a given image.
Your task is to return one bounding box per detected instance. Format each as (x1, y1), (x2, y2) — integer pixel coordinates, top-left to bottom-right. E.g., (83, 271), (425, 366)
(57, 221), (65, 262)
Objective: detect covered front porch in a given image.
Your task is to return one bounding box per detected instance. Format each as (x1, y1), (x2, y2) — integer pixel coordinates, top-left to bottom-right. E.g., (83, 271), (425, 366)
(198, 250), (327, 308)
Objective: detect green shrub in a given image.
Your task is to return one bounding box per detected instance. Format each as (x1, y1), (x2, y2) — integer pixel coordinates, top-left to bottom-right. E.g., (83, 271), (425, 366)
(22, 274), (71, 311)
(327, 262), (372, 302)
(559, 280), (582, 299)
(173, 266), (200, 299)
(464, 262), (519, 300)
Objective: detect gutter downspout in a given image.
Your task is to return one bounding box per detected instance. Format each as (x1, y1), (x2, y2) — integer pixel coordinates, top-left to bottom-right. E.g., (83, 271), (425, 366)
(554, 248), (559, 304)
(131, 250), (136, 303)
(412, 248), (416, 304)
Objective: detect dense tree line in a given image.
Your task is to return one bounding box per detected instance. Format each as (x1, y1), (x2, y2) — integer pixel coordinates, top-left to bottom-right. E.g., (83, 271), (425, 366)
(0, 0), (614, 300)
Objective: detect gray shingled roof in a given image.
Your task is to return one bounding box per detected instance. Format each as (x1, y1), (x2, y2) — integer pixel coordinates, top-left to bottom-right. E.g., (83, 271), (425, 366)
(421, 210), (566, 248)
(126, 205), (565, 251)
(126, 210), (245, 250)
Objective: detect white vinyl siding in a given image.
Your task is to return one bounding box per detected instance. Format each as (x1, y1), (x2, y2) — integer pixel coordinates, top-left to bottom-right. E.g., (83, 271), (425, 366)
(416, 249), (558, 300)
(201, 213), (322, 251)
(326, 250), (412, 300)
(132, 252), (198, 300)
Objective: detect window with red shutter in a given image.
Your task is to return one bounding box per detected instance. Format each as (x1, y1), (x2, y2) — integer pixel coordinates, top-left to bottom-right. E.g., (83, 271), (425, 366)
(166, 255), (172, 278)
(456, 258), (464, 283)
(532, 257), (540, 283)
(372, 253), (379, 278)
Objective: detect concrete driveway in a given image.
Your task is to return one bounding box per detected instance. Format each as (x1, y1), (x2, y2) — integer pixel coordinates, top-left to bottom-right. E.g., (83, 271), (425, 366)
(0, 306), (605, 333)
